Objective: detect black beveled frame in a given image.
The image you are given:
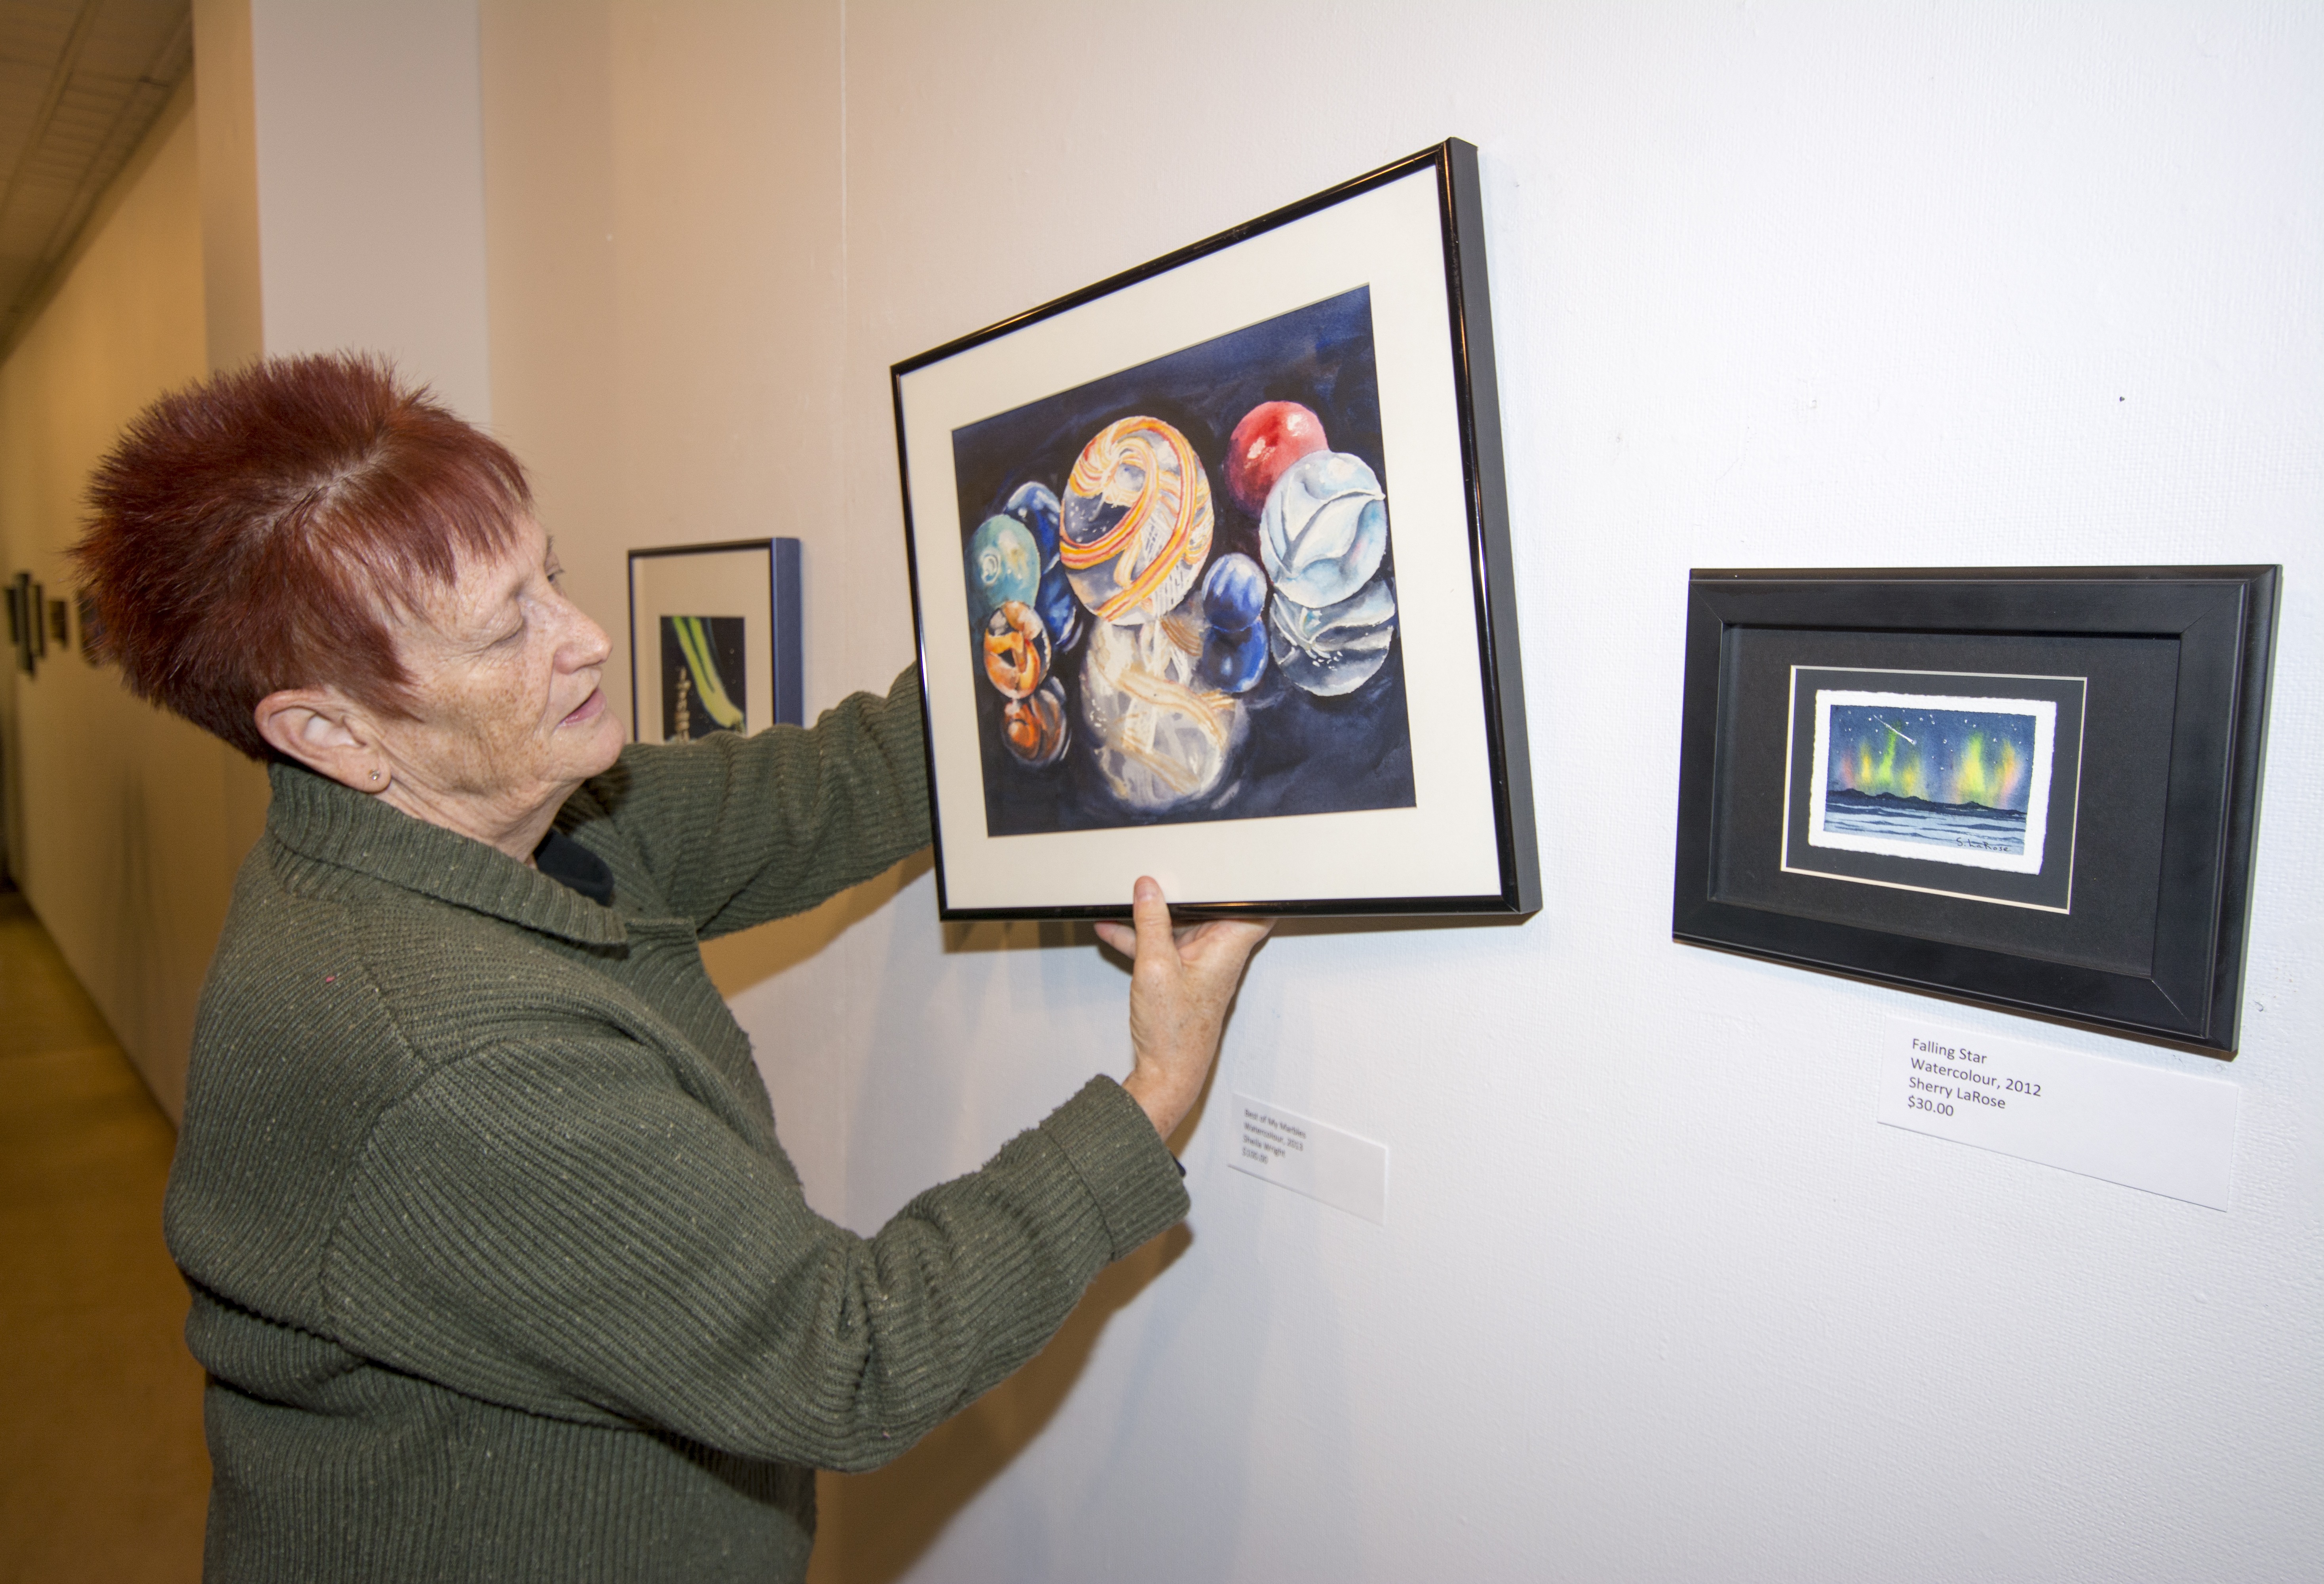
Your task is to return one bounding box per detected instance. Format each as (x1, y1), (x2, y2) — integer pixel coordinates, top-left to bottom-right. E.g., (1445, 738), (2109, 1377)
(1672, 566), (2280, 1055)
(890, 139), (1537, 923)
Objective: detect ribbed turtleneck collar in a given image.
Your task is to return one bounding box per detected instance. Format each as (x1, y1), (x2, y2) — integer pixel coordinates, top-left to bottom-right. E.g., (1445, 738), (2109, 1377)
(264, 761), (628, 946)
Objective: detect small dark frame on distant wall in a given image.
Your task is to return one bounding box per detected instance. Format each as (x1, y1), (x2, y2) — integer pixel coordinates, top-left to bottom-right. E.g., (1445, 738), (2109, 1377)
(626, 539), (805, 744)
(15, 574), (48, 665)
(4, 573), (27, 674)
(892, 139), (1535, 921)
(1672, 566), (2280, 1055)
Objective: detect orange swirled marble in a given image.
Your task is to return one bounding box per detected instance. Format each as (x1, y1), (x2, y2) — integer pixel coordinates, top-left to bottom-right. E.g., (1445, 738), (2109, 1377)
(1002, 678), (1070, 767)
(981, 601), (1052, 699)
(1059, 416), (1214, 626)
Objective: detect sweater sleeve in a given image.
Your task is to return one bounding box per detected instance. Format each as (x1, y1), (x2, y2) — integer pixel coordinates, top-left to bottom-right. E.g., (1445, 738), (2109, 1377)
(321, 1043), (1187, 1471)
(574, 666), (931, 937)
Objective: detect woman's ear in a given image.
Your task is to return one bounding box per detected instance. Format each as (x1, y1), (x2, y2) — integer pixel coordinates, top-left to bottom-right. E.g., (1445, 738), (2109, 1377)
(254, 688), (390, 793)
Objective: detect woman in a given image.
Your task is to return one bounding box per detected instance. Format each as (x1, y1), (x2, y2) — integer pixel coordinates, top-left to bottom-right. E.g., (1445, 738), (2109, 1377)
(76, 353), (1270, 1580)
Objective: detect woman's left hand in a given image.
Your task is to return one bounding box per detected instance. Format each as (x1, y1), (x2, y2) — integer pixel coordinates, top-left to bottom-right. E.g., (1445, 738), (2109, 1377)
(1094, 877), (1273, 1140)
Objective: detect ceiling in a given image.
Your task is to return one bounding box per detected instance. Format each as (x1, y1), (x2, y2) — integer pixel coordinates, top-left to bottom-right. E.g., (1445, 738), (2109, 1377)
(0, 0), (192, 353)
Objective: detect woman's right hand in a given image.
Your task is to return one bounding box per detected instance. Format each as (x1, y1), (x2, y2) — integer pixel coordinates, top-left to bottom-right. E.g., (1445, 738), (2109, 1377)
(1094, 876), (1273, 1140)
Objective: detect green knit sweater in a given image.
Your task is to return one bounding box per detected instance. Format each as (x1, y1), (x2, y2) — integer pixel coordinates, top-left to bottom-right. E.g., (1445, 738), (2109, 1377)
(164, 670), (1190, 1581)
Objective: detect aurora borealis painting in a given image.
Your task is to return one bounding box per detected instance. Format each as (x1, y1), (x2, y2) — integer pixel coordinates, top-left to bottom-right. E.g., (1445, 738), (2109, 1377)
(1826, 703), (2037, 820)
(1807, 689), (2057, 874)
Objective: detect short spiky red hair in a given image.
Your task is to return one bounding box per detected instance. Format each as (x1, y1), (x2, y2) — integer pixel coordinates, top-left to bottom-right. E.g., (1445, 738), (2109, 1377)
(75, 353), (530, 760)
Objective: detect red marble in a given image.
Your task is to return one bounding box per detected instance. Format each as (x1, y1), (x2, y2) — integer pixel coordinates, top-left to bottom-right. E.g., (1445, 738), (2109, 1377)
(1225, 401), (1327, 516)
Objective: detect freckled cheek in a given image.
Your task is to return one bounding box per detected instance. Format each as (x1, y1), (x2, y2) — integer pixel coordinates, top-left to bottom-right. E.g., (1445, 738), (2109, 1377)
(436, 672), (557, 789)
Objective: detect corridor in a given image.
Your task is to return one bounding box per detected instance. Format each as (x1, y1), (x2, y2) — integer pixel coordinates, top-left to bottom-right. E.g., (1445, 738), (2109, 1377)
(0, 887), (206, 1580)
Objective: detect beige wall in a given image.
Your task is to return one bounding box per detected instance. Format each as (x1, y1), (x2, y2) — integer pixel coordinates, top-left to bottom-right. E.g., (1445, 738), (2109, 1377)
(191, 0), (262, 374)
(481, 0), (854, 728)
(479, 18), (947, 1575)
(479, 0), (879, 1202)
(478, 4), (2324, 1582)
(245, 0), (493, 421)
(0, 87), (267, 1120)
(10, 1), (2305, 1574)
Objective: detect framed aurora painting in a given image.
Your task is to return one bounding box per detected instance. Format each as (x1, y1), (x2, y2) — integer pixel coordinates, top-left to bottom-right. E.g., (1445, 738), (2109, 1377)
(1671, 566), (2280, 1055)
(892, 140), (1537, 920)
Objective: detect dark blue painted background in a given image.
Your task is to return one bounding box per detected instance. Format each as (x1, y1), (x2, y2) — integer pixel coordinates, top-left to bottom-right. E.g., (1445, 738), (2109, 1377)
(948, 286), (1418, 837)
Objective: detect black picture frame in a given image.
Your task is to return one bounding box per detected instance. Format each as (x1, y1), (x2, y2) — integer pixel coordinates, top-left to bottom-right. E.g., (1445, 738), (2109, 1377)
(5, 573), (27, 675)
(892, 139), (1536, 921)
(1672, 566), (2280, 1055)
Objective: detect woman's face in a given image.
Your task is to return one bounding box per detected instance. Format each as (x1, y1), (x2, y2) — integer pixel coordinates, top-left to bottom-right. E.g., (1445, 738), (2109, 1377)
(372, 514), (626, 835)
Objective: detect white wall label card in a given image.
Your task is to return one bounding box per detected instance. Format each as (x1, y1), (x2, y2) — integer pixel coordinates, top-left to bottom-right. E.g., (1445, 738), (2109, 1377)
(1229, 1095), (1388, 1224)
(1877, 1017), (2239, 1209)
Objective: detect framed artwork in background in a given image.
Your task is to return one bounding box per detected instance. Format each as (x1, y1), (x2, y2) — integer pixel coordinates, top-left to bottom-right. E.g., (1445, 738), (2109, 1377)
(23, 576), (46, 669)
(892, 139), (1537, 920)
(626, 539), (804, 743)
(4, 573), (26, 674)
(1671, 566), (2280, 1055)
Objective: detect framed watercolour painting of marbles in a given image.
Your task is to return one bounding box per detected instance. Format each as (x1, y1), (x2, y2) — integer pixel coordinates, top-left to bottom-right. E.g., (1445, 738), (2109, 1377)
(893, 140), (1538, 920)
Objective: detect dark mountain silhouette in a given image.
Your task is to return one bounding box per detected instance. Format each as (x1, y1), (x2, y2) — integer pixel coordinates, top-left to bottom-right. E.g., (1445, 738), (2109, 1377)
(1825, 786), (2025, 819)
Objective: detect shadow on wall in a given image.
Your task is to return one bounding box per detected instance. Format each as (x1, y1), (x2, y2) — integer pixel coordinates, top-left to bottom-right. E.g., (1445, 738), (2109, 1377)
(940, 914), (1090, 955)
(813, 1223), (1192, 1584)
(699, 853), (1200, 1579)
(700, 838), (1321, 1580)
(808, 912), (1291, 1584)
(699, 850), (936, 998)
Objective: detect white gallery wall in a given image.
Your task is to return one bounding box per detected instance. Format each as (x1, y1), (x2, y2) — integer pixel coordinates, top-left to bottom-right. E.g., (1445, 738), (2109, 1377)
(477, 4), (2322, 1580)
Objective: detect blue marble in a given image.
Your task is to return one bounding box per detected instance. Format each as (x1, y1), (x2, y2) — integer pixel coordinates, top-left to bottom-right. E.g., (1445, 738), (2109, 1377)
(966, 515), (1040, 617)
(1201, 552), (1268, 634)
(1004, 482), (1080, 648)
(1035, 568), (1081, 651)
(1198, 621), (1269, 693)
(1003, 481), (1061, 564)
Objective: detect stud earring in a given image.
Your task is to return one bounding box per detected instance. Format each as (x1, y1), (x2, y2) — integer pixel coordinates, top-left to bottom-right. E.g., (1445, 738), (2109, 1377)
(368, 769), (381, 783)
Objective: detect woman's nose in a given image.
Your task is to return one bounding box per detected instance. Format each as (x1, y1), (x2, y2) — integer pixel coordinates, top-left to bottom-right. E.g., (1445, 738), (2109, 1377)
(562, 602), (612, 669)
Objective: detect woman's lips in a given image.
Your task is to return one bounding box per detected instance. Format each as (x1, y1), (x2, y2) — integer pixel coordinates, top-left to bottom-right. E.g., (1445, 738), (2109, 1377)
(561, 688), (605, 727)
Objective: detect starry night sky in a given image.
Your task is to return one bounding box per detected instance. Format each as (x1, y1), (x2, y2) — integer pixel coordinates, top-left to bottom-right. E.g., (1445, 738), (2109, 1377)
(1824, 702), (2039, 811)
